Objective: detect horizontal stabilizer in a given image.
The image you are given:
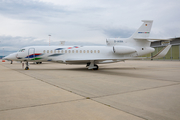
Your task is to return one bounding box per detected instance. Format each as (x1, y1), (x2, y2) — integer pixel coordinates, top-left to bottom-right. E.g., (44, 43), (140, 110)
(134, 37), (180, 42)
(152, 45), (172, 59)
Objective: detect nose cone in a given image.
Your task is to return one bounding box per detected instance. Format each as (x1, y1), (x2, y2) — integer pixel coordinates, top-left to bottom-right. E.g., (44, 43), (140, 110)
(3, 53), (17, 61)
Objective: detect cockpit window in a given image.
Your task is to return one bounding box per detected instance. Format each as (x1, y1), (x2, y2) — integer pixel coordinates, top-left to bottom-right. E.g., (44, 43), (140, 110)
(18, 49), (25, 52)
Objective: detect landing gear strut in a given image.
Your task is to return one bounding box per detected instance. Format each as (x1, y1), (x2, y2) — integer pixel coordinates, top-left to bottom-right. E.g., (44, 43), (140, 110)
(87, 61), (99, 70)
(25, 61), (29, 70)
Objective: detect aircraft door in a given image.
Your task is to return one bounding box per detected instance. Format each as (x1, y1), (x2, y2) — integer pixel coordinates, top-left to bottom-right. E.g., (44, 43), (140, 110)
(28, 48), (35, 61)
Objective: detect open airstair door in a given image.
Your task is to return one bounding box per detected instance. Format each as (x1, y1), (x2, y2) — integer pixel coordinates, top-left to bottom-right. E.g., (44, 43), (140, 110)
(28, 48), (35, 61)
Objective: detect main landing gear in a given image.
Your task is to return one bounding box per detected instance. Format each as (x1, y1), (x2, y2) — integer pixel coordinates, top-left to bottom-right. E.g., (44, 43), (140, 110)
(36, 62), (42, 64)
(86, 61), (99, 70)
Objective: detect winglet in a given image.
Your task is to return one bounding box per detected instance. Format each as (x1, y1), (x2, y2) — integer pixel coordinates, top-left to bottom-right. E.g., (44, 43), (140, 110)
(152, 45), (172, 59)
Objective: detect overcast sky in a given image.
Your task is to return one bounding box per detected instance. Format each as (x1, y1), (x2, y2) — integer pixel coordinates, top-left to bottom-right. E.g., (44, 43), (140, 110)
(0, 0), (180, 56)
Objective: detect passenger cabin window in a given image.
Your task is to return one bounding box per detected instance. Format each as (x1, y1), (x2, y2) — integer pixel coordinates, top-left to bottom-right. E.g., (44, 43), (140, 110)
(91, 50), (93, 53)
(58, 50), (60, 53)
(69, 50), (71, 53)
(54, 50), (56, 53)
(98, 50), (100, 53)
(61, 50), (63, 53)
(76, 50), (78, 53)
(51, 50), (53, 53)
(65, 50), (67, 53)
(83, 50), (86, 53)
(94, 50), (96, 53)
(47, 50), (49, 53)
(87, 50), (89, 53)
(43, 50), (45, 53)
(80, 50), (82, 53)
(72, 50), (74, 53)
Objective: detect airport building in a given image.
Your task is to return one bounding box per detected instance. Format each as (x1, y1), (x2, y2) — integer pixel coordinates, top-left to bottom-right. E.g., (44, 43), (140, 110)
(149, 38), (180, 60)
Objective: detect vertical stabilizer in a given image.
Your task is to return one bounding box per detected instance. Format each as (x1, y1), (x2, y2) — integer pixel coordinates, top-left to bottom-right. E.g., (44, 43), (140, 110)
(131, 20), (153, 38)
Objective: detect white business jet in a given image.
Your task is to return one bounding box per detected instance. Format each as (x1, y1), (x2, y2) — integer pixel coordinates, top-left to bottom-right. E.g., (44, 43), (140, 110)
(4, 20), (172, 70)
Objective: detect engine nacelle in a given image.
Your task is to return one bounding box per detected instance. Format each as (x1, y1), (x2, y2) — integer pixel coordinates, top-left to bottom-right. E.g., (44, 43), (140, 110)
(113, 46), (136, 54)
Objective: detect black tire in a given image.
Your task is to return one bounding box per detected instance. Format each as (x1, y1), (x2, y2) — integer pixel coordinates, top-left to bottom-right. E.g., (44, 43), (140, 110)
(93, 65), (99, 70)
(25, 67), (29, 70)
(86, 62), (90, 67)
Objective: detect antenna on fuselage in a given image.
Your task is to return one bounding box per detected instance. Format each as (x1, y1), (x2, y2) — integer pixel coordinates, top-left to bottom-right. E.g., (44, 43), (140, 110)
(49, 35), (51, 46)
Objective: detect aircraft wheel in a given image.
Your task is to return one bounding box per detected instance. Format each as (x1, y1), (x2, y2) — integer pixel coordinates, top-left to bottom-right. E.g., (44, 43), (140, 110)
(86, 62), (90, 67)
(93, 65), (99, 70)
(25, 67), (29, 70)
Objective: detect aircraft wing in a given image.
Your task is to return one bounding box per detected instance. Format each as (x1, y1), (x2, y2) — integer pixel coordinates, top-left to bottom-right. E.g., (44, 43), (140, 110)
(152, 45), (172, 59)
(65, 57), (149, 64)
(65, 58), (124, 64)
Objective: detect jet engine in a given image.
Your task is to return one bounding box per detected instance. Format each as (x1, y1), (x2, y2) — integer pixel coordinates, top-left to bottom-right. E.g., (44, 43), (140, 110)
(113, 46), (136, 54)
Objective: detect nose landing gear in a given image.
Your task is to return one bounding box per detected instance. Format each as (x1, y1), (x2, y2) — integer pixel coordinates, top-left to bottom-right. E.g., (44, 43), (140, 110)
(25, 67), (29, 70)
(24, 62), (29, 70)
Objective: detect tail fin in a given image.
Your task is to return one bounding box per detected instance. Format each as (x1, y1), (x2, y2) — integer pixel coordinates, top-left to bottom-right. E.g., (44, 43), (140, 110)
(131, 20), (153, 38)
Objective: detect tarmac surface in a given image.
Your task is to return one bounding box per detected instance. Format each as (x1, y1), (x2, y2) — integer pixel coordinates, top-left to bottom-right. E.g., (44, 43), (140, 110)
(0, 60), (180, 120)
